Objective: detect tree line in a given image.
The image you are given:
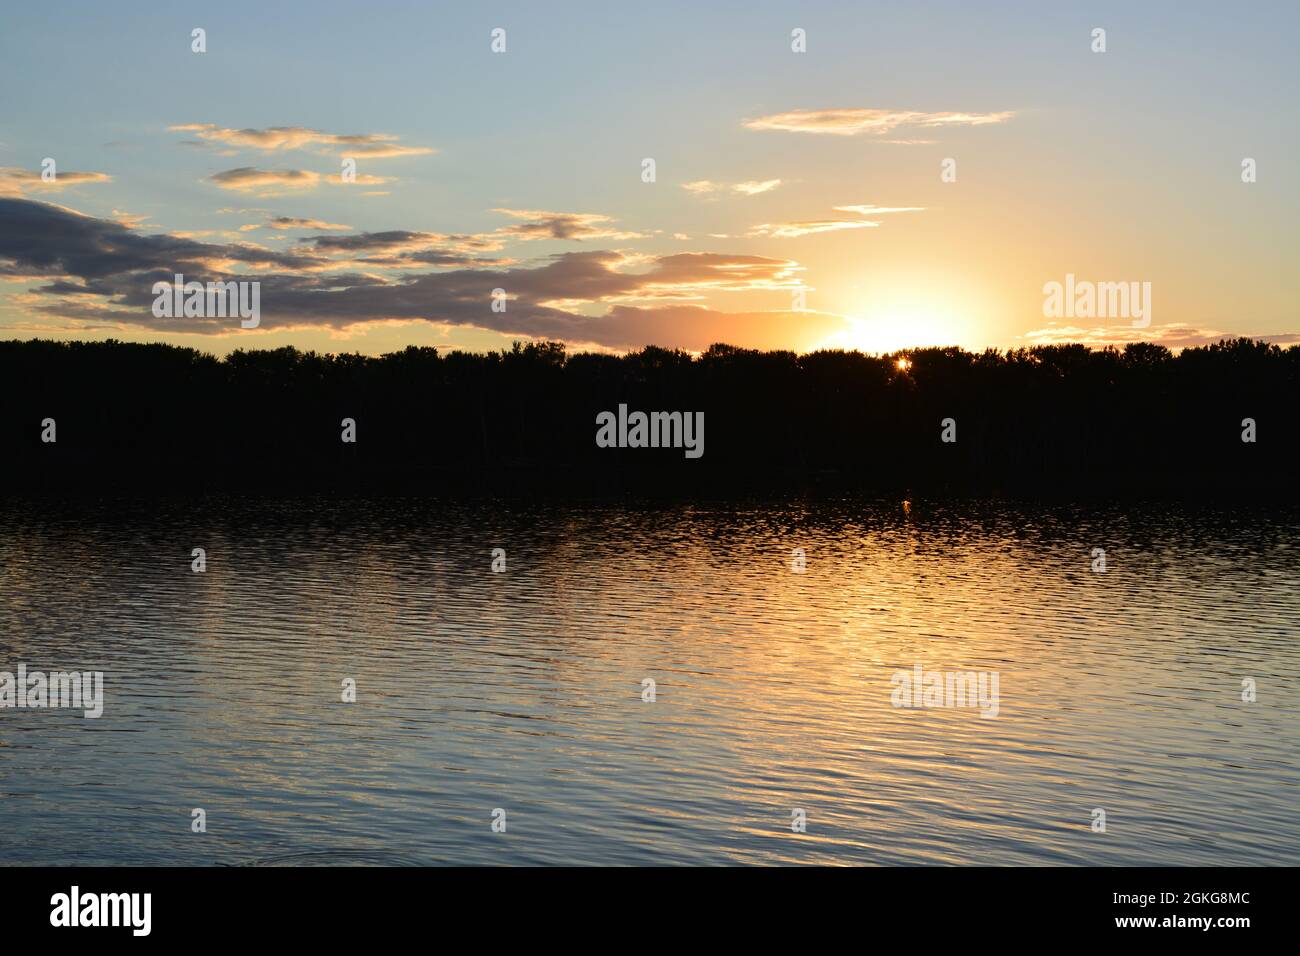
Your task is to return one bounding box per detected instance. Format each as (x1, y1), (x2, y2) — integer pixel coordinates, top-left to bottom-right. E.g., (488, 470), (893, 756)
(1, 337), (1295, 495)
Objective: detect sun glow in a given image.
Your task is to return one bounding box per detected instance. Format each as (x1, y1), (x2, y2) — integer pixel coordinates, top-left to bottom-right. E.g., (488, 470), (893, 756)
(820, 310), (960, 355)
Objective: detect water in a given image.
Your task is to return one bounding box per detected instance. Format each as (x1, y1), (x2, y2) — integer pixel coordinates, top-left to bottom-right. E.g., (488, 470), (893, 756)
(1, 497), (1297, 866)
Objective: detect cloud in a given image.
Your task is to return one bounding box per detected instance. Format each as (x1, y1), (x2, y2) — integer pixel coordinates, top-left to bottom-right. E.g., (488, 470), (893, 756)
(265, 216), (352, 231)
(331, 174), (390, 187)
(170, 124), (435, 158)
(833, 204), (925, 216)
(623, 251), (803, 297)
(1023, 323), (1300, 349)
(0, 167), (112, 197)
(681, 180), (722, 195)
(208, 167), (323, 193)
(300, 229), (503, 256)
(747, 202), (924, 238)
(749, 220), (880, 238)
(744, 108), (1015, 136)
(490, 208), (646, 241)
(0, 198), (346, 275)
(354, 249), (513, 270)
(207, 167), (392, 194)
(0, 198), (837, 350)
(112, 209), (151, 229)
(682, 179), (782, 197)
(170, 229), (252, 241)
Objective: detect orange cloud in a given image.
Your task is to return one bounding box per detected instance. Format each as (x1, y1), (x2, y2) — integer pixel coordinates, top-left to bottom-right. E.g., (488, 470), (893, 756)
(749, 220), (879, 238)
(265, 216), (352, 231)
(0, 167), (112, 197)
(833, 204), (925, 216)
(171, 124), (434, 158)
(207, 168), (392, 194)
(208, 168), (322, 193)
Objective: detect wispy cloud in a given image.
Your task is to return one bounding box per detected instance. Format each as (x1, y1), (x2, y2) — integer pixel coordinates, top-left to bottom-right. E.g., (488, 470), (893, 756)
(0, 167), (112, 197)
(112, 209), (151, 229)
(207, 167), (392, 194)
(170, 124), (435, 158)
(833, 204), (925, 216)
(744, 108), (1015, 136)
(749, 203), (923, 238)
(682, 179), (782, 197)
(749, 220), (880, 238)
(265, 216), (352, 232)
(734, 179), (783, 195)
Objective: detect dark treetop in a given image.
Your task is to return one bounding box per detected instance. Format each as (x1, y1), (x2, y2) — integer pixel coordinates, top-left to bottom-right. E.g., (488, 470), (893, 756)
(2, 337), (1296, 497)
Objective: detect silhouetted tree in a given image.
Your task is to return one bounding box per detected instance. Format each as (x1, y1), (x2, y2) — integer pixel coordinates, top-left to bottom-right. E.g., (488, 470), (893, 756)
(1, 337), (1294, 495)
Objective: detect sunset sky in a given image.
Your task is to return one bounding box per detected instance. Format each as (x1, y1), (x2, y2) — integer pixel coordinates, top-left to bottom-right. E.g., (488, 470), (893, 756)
(1, 1), (1296, 356)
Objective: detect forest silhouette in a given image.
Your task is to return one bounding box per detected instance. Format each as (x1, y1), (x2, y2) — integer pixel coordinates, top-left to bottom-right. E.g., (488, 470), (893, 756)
(2, 336), (1295, 496)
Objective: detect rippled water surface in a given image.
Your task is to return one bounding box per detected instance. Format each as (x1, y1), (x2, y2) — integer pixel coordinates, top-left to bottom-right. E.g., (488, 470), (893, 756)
(1, 497), (1297, 865)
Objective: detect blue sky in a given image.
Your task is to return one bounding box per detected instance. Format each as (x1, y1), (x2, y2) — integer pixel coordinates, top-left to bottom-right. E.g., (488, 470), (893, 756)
(2, 0), (1296, 354)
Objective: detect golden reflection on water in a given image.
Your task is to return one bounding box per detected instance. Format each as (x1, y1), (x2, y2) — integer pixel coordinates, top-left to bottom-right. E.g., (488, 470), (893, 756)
(0, 498), (1297, 865)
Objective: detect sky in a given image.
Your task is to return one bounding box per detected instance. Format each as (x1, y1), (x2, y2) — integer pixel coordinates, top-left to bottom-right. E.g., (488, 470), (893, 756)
(1, 0), (1296, 356)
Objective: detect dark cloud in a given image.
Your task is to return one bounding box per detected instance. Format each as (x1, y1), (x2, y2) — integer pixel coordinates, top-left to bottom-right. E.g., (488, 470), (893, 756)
(491, 208), (645, 241)
(307, 231), (450, 252)
(0, 198), (839, 349)
(0, 198), (323, 280)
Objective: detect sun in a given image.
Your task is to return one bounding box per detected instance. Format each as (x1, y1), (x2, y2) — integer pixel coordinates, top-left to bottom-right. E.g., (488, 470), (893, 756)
(819, 311), (958, 355)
